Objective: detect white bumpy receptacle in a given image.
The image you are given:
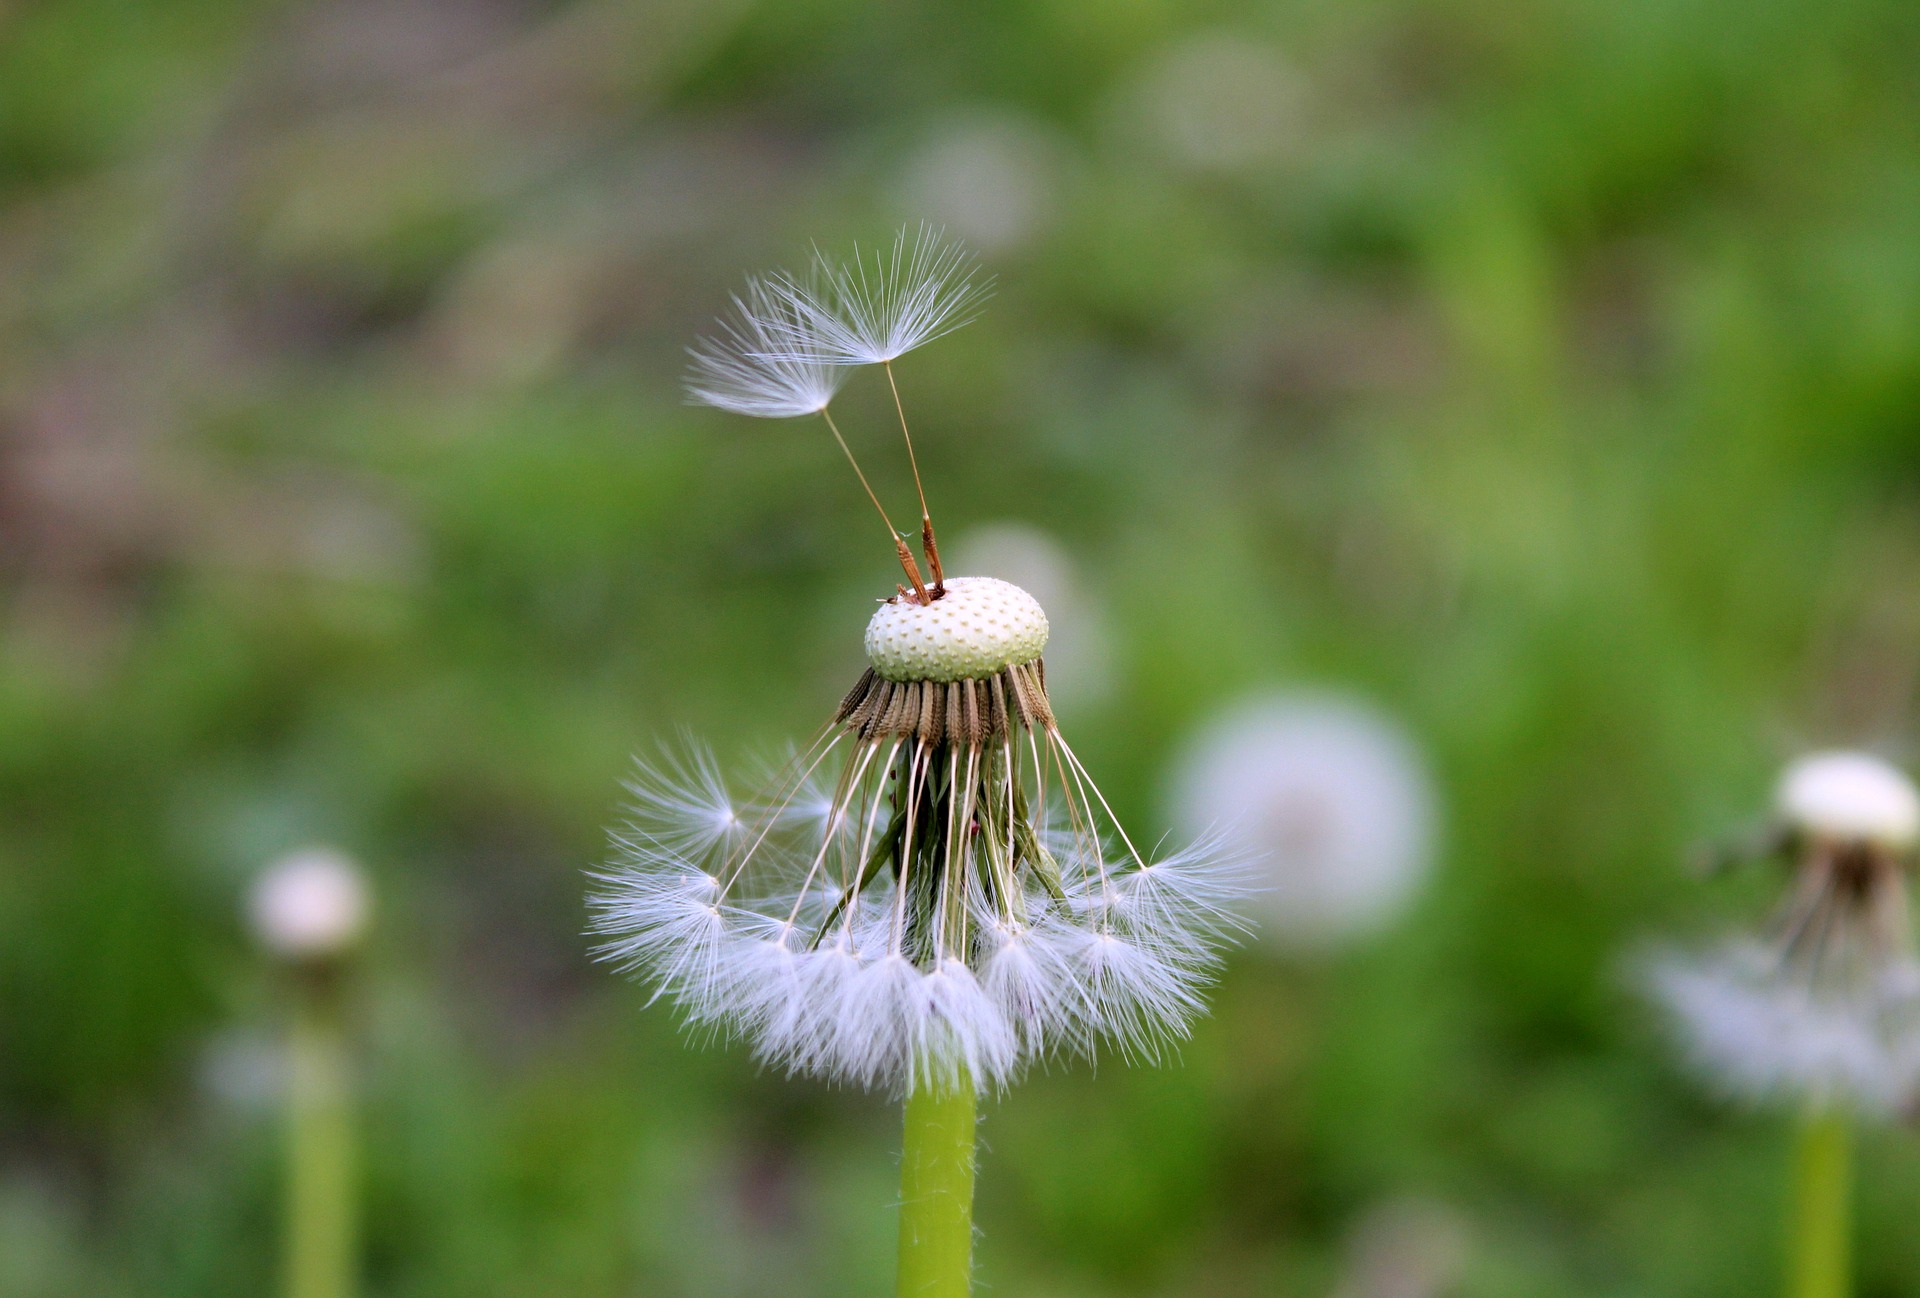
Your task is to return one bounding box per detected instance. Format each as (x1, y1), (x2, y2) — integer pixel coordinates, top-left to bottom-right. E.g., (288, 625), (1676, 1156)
(865, 576), (1050, 683)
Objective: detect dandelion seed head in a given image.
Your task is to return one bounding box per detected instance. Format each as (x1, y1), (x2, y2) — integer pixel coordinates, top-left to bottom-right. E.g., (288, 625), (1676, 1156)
(1165, 691), (1436, 950)
(616, 254), (1237, 1093)
(1777, 750), (1920, 850)
(248, 846), (371, 962)
(592, 584), (1243, 1093)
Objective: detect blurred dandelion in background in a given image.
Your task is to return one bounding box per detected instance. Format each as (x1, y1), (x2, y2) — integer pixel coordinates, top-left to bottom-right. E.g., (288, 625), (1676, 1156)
(946, 522), (1114, 712)
(1164, 690), (1437, 951)
(250, 848), (372, 964)
(1648, 751), (1920, 1115)
(1331, 1197), (1471, 1298)
(1645, 750), (1920, 1298)
(893, 112), (1065, 255)
(1120, 29), (1307, 174)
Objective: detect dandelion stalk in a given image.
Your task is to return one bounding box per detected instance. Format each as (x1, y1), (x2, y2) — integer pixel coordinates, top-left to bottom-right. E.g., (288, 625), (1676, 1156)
(1788, 1105), (1851, 1298)
(286, 970), (358, 1298)
(897, 1072), (978, 1298)
(249, 849), (371, 1298)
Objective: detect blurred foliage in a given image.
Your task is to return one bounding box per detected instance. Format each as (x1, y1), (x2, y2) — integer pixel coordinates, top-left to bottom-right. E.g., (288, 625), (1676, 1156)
(3, 0), (1920, 1294)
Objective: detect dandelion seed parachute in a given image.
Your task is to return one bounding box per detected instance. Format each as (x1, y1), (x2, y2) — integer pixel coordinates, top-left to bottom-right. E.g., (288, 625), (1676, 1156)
(764, 224), (994, 367)
(591, 577), (1245, 1094)
(685, 274), (849, 418)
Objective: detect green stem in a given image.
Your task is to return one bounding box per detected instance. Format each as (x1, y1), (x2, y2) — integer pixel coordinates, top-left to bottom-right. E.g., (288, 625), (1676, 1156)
(1788, 1105), (1852, 1298)
(286, 974), (358, 1298)
(897, 1073), (978, 1298)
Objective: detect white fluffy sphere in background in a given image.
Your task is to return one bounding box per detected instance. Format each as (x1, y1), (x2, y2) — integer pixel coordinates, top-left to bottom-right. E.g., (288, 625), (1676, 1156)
(1165, 691), (1437, 950)
(1776, 750), (1920, 850)
(946, 522), (1114, 710)
(1124, 30), (1306, 173)
(248, 846), (371, 961)
(895, 111), (1062, 254)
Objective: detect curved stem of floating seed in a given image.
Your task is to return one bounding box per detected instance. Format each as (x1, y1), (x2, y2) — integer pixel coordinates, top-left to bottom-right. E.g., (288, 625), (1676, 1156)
(883, 361), (944, 595)
(820, 407), (929, 601)
(717, 732), (845, 898)
(1788, 1104), (1852, 1298)
(285, 971), (358, 1298)
(897, 1069), (977, 1298)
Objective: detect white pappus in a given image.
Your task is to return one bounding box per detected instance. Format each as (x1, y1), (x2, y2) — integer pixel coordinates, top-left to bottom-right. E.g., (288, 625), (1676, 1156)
(592, 578), (1245, 1094)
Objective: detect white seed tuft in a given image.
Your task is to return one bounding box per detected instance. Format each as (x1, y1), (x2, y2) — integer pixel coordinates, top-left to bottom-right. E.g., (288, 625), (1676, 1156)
(591, 726), (1243, 1094)
(762, 224), (992, 366)
(686, 274), (849, 418)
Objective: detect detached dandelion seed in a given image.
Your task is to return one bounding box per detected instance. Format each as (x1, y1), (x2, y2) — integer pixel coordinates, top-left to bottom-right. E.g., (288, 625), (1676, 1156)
(770, 224), (994, 367)
(685, 274), (848, 419)
(767, 225), (995, 591)
(1644, 750), (1920, 1298)
(602, 236), (1243, 1297)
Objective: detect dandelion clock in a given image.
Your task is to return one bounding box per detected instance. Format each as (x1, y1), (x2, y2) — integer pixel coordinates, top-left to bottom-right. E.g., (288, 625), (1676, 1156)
(590, 228), (1245, 1297)
(1646, 750), (1920, 1298)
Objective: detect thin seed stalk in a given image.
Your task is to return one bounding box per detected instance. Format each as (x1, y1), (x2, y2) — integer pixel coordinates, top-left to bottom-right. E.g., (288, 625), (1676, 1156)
(286, 973), (358, 1298)
(1788, 1105), (1852, 1298)
(897, 1071), (978, 1298)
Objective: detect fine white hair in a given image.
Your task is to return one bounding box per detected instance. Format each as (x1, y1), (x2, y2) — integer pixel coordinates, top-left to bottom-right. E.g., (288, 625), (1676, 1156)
(763, 224), (993, 367)
(1647, 941), (1920, 1116)
(1776, 750), (1920, 850)
(1164, 691), (1437, 950)
(590, 731), (1244, 1095)
(685, 274), (849, 418)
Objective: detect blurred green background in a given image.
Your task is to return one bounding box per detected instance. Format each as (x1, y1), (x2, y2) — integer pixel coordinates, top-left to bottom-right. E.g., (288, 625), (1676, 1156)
(6, 0), (1920, 1293)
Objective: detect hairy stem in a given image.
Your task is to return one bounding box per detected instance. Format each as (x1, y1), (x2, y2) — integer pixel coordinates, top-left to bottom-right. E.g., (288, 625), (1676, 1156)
(897, 1073), (978, 1298)
(1788, 1105), (1851, 1298)
(286, 975), (357, 1298)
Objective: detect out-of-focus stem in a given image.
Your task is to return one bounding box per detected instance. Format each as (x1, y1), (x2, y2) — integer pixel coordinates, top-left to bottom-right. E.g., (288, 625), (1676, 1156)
(897, 1072), (977, 1298)
(1788, 1105), (1851, 1298)
(286, 974), (357, 1298)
